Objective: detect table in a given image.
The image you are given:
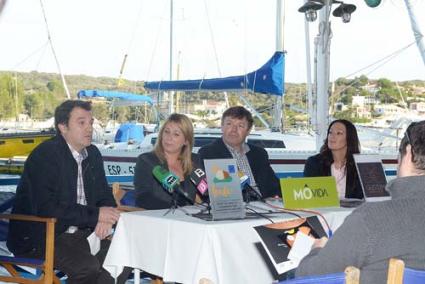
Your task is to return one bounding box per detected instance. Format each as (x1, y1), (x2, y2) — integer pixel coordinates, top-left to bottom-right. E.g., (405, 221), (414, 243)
(103, 202), (353, 284)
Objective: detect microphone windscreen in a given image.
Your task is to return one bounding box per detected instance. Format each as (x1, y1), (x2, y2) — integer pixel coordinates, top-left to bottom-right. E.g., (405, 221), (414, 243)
(152, 165), (179, 193)
(189, 168), (208, 195)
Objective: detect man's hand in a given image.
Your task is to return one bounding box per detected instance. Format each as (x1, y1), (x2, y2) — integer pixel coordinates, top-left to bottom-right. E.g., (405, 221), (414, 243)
(95, 221), (113, 240)
(313, 236), (328, 249)
(98, 206), (120, 225)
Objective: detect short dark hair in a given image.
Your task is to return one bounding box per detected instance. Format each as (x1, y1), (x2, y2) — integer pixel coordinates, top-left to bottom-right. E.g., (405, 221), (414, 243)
(221, 106), (254, 129)
(399, 120), (425, 170)
(54, 100), (92, 134)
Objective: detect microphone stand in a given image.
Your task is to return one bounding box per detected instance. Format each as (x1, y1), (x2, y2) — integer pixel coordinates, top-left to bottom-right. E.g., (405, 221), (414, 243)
(199, 200), (211, 215)
(163, 189), (190, 216)
(243, 184), (264, 204)
(164, 191), (179, 216)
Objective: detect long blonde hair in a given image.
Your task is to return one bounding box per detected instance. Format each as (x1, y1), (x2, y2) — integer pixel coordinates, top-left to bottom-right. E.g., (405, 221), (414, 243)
(154, 113), (194, 175)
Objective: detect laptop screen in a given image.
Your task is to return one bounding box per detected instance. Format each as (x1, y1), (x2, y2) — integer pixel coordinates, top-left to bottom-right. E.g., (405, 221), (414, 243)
(354, 154), (390, 202)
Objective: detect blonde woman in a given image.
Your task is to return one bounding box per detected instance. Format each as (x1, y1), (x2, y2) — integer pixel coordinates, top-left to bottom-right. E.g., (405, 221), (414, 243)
(134, 113), (201, 209)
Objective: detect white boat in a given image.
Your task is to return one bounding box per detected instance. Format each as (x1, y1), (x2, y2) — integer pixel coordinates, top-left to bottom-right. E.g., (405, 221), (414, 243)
(99, 129), (399, 186)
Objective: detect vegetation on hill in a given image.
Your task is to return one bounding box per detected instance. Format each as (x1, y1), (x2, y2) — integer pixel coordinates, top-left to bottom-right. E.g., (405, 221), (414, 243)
(0, 71), (424, 129)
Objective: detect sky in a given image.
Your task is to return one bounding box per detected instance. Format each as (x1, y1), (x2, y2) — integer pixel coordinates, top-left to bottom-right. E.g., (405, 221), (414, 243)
(0, 0), (424, 87)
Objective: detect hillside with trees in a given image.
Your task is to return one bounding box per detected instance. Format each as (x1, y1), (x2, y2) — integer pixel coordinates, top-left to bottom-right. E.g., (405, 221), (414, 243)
(0, 71), (424, 129)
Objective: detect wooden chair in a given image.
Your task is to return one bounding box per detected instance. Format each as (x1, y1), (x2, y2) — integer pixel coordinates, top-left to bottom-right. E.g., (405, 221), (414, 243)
(0, 213), (61, 284)
(387, 258), (425, 284)
(279, 266), (360, 284)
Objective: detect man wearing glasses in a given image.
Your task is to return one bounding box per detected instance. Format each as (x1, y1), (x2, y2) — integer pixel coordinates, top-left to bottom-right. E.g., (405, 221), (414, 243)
(295, 121), (425, 283)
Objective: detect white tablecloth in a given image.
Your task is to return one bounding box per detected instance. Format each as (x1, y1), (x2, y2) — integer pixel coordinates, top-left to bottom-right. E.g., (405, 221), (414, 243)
(103, 202), (352, 284)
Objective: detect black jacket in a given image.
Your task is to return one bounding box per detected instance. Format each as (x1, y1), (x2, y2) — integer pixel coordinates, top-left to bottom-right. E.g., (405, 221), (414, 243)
(134, 151), (200, 209)
(303, 153), (364, 199)
(198, 138), (281, 198)
(7, 135), (116, 256)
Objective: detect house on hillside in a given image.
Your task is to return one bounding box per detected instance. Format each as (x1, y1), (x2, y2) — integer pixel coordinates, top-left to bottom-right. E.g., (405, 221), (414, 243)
(410, 102), (425, 114)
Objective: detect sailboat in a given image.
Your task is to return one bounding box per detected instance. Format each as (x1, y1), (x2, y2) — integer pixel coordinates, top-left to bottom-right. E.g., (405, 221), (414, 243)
(96, 0), (421, 185)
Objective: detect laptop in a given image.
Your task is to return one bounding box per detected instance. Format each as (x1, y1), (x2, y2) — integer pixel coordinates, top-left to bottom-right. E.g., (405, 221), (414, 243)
(354, 154), (391, 202)
(203, 159), (245, 220)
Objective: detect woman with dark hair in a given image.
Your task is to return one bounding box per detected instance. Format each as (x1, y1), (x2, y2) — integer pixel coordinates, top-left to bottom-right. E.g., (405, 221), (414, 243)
(303, 119), (363, 199)
(134, 113), (201, 209)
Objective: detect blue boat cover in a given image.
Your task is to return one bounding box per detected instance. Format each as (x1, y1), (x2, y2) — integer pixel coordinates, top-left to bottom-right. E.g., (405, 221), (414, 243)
(144, 52), (285, 96)
(77, 90), (153, 105)
(114, 123), (144, 143)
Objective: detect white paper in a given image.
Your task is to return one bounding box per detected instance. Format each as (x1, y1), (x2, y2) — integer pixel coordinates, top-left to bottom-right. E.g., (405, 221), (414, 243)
(87, 232), (101, 255)
(287, 231), (315, 261)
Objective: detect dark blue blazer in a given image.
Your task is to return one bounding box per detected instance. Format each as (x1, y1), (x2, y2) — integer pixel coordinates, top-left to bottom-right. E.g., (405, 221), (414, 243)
(198, 138), (281, 198)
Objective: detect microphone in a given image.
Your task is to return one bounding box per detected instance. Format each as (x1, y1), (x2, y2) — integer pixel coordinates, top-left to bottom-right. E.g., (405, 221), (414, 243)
(152, 165), (189, 199)
(238, 172), (263, 201)
(239, 173), (250, 189)
(189, 168), (208, 195)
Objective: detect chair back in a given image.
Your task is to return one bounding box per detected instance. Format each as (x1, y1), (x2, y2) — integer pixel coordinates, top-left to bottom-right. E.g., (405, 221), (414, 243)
(279, 266), (360, 284)
(112, 183), (143, 212)
(0, 213), (61, 284)
(404, 267), (425, 284)
(387, 258), (425, 284)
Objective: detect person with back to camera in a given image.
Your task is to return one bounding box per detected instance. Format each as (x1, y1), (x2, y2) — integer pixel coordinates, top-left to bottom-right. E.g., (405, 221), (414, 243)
(198, 106), (281, 199)
(134, 113), (202, 209)
(303, 119), (363, 199)
(296, 120), (425, 283)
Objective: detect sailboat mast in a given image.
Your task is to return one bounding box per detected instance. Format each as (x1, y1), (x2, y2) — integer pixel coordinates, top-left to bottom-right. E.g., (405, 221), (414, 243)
(303, 1), (314, 132)
(168, 0), (174, 114)
(272, 0), (284, 132)
(404, 0), (425, 67)
(315, 0), (332, 151)
(169, 0), (174, 81)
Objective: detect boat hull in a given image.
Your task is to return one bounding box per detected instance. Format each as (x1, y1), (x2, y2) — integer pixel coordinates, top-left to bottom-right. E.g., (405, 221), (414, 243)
(100, 148), (399, 186)
(0, 130), (55, 158)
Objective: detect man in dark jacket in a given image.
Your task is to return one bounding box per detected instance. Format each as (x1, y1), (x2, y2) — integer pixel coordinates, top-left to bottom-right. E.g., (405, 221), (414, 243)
(7, 100), (125, 284)
(198, 106), (281, 199)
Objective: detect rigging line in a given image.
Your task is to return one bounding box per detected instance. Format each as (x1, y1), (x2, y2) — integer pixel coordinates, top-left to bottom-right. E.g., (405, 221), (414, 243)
(333, 50), (406, 109)
(12, 41), (49, 70)
(145, 1), (169, 81)
(203, 0), (222, 77)
(39, 0), (70, 99)
(118, 0), (145, 87)
(332, 43), (410, 99)
(332, 51), (402, 99)
(343, 41), (417, 79)
(282, 0), (286, 50)
(35, 42), (49, 71)
(362, 51), (404, 77)
(125, 1), (145, 53)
